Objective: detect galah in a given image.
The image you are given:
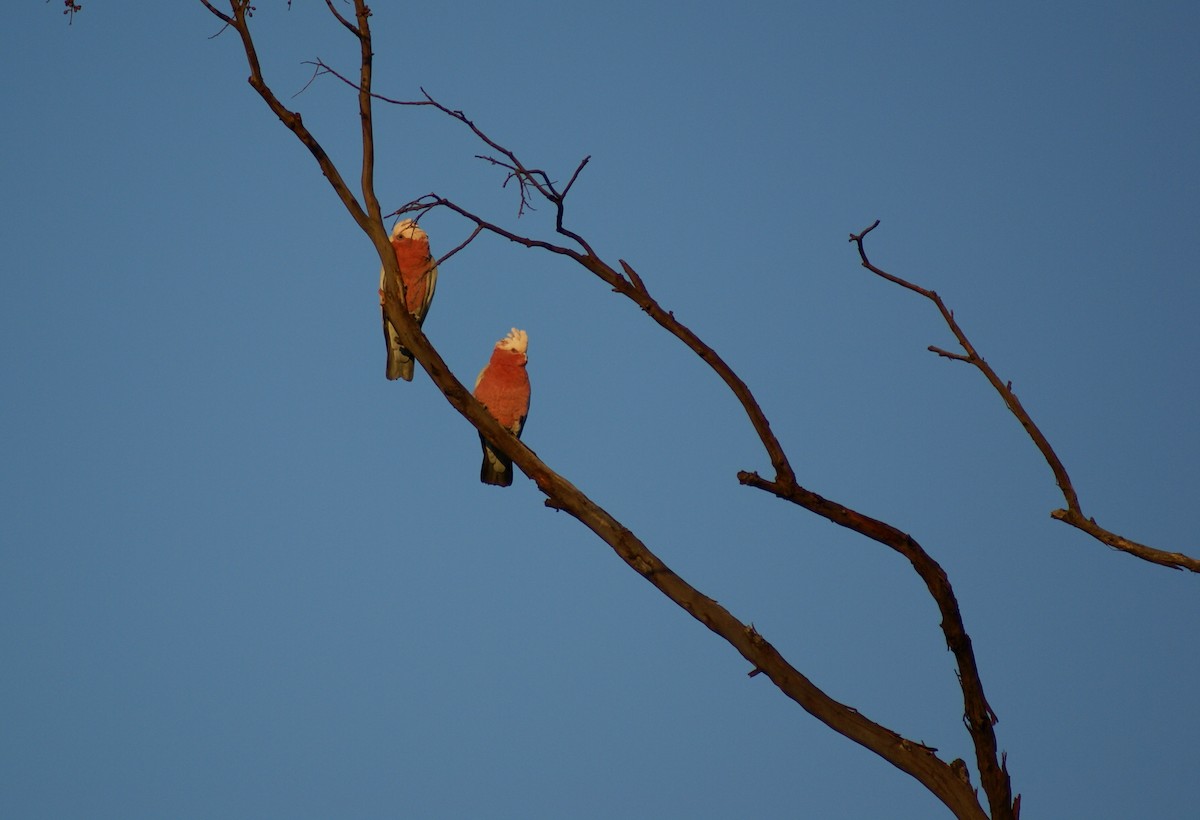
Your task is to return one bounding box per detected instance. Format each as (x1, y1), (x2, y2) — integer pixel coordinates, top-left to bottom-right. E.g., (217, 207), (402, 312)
(379, 218), (438, 381)
(473, 328), (531, 487)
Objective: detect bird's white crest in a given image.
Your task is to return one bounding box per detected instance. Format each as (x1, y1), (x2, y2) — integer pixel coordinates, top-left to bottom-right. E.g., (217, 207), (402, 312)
(390, 218), (428, 241)
(496, 328), (528, 355)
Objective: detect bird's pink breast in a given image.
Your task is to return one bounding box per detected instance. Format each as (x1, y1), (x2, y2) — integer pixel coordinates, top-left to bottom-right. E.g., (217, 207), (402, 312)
(392, 236), (432, 313)
(475, 350), (530, 428)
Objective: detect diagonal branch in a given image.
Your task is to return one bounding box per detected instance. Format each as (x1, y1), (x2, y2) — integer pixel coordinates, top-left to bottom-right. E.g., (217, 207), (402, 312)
(197, 0), (231, 25)
(300, 63), (600, 256)
(381, 196), (1013, 816)
(321, 0), (358, 35)
(429, 224), (485, 271)
(203, 1), (371, 235)
(394, 190), (798, 486)
(849, 221), (1198, 574)
(204, 1), (409, 350)
(200, 7), (1003, 816)
(737, 470), (1014, 819)
(368, 116), (1016, 816)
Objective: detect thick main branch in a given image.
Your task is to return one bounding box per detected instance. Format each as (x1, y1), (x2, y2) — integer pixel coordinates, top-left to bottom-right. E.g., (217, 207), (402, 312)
(200, 7), (999, 816)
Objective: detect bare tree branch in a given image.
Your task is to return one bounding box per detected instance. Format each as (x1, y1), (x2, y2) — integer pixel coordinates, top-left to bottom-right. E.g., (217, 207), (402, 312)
(347, 3), (383, 236)
(321, 0), (358, 35)
(399, 183), (799, 485)
(300, 60), (600, 252)
(331, 83), (1020, 813)
(197, 0), (231, 25)
(429, 224), (484, 271)
(199, 6), (1016, 817)
(849, 221), (1199, 574)
(202, 2), (370, 234)
(737, 470), (1014, 819)
(199, 1), (410, 367)
(381, 148), (1015, 820)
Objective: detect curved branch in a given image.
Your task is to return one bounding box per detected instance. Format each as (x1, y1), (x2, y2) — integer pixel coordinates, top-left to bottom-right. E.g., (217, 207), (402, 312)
(381, 133), (1015, 817)
(385, 292), (989, 820)
(1050, 507), (1197, 570)
(386, 197), (1008, 817)
(197, 0), (231, 25)
(199, 1), (403, 347)
(737, 471), (1014, 819)
(322, 0), (358, 35)
(849, 221), (1198, 574)
(299, 67), (600, 256)
(202, 1), (371, 235)
(202, 9), (1001, 816)
(403, 191), (798, 485)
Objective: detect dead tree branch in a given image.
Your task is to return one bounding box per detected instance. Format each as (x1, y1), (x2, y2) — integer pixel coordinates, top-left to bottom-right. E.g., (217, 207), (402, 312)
(736, 471), (1014, 819)
(849, 221), (1198, 574)
(352, 96), (1012, 817)
(200, 4), (1012, 816)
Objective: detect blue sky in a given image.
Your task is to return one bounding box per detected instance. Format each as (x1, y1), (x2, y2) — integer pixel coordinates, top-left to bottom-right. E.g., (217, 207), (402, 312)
(3, 2), (1197, 818)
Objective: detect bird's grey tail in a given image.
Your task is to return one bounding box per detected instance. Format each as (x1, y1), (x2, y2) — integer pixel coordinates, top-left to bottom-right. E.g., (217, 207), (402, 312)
(386, 350), (414, 381)
(383, 316), (415, 381)
(479, 438), (513, 487)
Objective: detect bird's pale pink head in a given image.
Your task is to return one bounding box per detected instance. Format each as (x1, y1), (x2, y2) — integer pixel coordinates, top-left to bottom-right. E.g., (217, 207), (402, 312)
(494, 328), (528, 356)
(390, 218), (428, 242)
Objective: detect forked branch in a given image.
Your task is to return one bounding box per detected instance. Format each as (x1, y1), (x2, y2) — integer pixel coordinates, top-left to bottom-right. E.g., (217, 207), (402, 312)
(850, 221), (1198, 574)
(366, 98), (1015, 820)
(199, 4), (1010, 816)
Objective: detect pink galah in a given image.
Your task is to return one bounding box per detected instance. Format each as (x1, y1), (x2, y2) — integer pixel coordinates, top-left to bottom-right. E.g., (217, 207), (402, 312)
(473, 328), (531, 487)
(379, 218), (438, 381)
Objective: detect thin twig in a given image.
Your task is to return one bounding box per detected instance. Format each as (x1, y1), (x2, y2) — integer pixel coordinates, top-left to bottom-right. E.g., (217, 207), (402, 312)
(197, 0), (232, 25)
(322, 0), (358, 35)
(432, 224), (484, 269)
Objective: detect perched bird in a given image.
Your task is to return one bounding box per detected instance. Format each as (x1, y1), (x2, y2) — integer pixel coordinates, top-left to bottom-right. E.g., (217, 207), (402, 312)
(379, 218), (438, 381)
(473, 328), (531, 487)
